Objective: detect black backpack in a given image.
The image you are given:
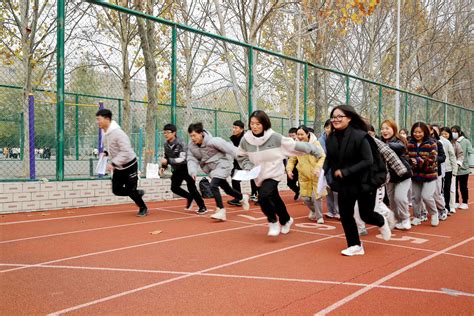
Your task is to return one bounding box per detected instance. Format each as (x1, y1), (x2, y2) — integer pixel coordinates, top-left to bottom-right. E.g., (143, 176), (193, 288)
(199, 177), (214, 198)
(365, 136), (388, 191)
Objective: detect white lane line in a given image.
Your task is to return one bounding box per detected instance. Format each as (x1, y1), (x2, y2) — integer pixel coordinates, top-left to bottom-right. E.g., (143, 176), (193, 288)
(0, 202), (279, 244)
(0, 191), (294, 226)
(1, 263), (472, 298)
(314, 236), (474, 316)
(0, 221), (266, 274)
(47, 233), (342, 316)
(408, 232), (452, 238)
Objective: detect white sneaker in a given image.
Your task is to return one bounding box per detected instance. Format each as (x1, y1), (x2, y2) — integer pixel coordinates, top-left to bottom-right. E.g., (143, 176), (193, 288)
(454, 203), (459, 208)
(395, 219), (412, 230)
(308, 211), (317, 221)
(210, 208), (226, 221)
(449, 208), (456, 214)
(267, 222), (280, 236)
(411, 217), (422, 226)
(379, 218), (392, 241)
(341, 244), (365, 256)
(460, 203), (469, 210)
(431, 214), (439, 226)
(280, 217), (294, 234)
(317, 217), (324, 224)
(240, 194), (250, 210)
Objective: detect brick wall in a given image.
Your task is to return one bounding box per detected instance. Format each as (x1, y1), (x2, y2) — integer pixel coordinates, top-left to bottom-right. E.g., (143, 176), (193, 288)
(0, 178), (288, 214)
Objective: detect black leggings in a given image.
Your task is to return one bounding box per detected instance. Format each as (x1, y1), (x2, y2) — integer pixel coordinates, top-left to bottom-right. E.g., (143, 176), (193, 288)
(338, 189), (384, 247)
(112, 163), (146, 209)
(210, 177), (242, 209)
(171, 168), (205, 208)
(258, 179), (290, 225)
(443, 172), (452, 211)
(456, 174), (469, 204)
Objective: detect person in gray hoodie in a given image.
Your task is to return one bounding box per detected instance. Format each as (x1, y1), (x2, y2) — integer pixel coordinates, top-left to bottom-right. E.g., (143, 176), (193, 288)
(96, 109), (148, 217)
(187, 122), (249, 221)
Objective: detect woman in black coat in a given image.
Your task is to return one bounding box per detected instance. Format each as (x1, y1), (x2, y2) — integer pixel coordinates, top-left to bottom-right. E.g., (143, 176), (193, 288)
(323, 105), (391, 256)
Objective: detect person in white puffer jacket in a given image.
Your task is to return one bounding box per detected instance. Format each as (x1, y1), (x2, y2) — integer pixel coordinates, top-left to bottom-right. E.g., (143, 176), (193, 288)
(237, 110), (324, 237)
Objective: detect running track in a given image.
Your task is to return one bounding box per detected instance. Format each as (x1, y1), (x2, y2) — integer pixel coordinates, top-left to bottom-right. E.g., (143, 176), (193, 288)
(0, 180), (473, 315)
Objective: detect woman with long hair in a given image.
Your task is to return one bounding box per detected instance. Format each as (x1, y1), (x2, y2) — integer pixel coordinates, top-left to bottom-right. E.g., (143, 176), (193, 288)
(440, 127), (463, 214)
(451, 125), (472, 209)
(380, 119), (413, 230)
(434, 125), (456, 219)
(408, 122), (439, 226)
(237, 110), (324, 237)
(286, 125), (327, 223)
(318, 119), (340, 219)
(323, 105), (391, 256)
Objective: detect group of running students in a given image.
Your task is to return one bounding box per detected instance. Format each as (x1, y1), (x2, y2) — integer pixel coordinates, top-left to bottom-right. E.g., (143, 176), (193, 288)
(96, 105), (472, 257)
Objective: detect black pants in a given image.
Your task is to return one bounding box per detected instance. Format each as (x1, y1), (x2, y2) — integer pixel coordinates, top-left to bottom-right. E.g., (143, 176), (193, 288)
(112, 162), (146, 209)
(287, 168), (300, 195)
(171, 168), (205, 209)
(258, 179), (290, 225)
(210, 177), (242, 209)
(338, 189), (384, 247)
(443, 172), (452, 211)
(456, 174), (469, 204)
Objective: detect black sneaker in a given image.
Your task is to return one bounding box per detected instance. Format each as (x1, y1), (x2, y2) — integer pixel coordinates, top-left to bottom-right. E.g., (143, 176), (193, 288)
(294, 192), (300, 200)
(196, 207), (208, 215)
(227, 199), (242, 206)
(136, 207), (148, 217)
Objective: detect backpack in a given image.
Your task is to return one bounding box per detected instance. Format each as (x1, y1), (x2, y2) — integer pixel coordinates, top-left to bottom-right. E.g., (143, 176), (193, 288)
(199, 177), (214, 198)
(365, 136), (388, 191)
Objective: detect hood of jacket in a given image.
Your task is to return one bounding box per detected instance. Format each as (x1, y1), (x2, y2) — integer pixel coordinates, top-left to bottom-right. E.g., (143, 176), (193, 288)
(243, 128), (274, 147)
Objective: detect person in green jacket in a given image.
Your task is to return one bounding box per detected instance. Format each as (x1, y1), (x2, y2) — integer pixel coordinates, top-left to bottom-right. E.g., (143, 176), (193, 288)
(451, 125), (473, 210)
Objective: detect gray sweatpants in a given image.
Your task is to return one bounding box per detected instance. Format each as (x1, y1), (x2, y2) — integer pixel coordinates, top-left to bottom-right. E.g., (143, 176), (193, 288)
(302, 191), (323, 220)
(386, 178), (411, 222)
(326, 188), (339, 216)
(412, 181), (438, 217)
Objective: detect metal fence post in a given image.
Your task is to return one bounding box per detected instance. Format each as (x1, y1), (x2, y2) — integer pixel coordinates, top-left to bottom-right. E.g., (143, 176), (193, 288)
(98, 102), (104, 154)
(404, 92), (408, 129)
(214, 110), (218, 136)
(138, 127), (143, 171)
(425, 99), (429, 123)
(171, 25), (177, 125)
(118, 99), (122, 126)
(56, 0), (65, 181)
(248, 47), (254, 117)
(29, 94), (35, 179)
(303, 63), (308, 126)
(75, 94), (79, 160)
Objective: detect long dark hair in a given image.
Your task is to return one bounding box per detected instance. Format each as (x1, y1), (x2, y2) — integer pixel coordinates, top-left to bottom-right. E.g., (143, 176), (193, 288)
(440, 127), (453, 141)
(410, 122), (430, 142)
(330, 105), (368, 132)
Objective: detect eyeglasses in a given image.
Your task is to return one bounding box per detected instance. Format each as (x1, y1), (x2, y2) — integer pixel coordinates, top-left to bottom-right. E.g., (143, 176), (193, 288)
(330, 115), (347, 121)
(163, 130), (173, 135)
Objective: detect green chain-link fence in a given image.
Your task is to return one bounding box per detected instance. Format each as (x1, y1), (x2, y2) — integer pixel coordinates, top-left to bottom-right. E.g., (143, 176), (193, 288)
(0, 0), (472, 181)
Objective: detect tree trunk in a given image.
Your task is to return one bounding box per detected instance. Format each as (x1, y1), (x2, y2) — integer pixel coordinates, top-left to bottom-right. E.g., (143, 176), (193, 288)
(135, 0), (158, 166)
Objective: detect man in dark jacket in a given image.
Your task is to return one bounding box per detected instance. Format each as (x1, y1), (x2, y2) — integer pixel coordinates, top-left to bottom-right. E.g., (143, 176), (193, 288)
(161, 124), (207, 214)
(228, 120), (258, 206)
